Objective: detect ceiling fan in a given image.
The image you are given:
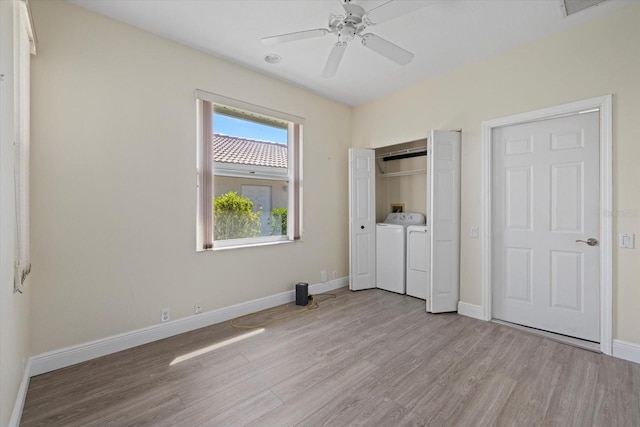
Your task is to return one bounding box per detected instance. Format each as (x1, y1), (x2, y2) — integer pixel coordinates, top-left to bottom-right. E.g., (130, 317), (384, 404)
(261, 0), (432, 78)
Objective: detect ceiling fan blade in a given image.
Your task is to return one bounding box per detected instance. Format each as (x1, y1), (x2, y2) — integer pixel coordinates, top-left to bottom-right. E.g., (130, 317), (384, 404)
(322, 42), (347, 79)
(364, 0), (434, 26)
(340, 1), (366, 20)
(360, 33), (414, 65)
(261, 28), (328, 46)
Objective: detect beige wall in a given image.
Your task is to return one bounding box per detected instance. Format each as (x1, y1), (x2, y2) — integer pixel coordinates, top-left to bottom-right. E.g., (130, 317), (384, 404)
(353, 3), (640, 344)
(29, 0), (352, 355)
(0, 1), (32, 424)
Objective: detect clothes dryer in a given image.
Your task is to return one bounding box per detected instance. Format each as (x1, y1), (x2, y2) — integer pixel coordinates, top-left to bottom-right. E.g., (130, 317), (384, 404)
(406, 225), (430, 299)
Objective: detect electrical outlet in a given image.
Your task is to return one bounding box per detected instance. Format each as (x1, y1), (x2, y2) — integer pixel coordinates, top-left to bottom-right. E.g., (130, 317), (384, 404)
(321, 270), (327, 282)
(333, 270), (338, 280)
(161, 308), (170, 322)
(194, 303), (203, 314)
(471, 227), (479, 238)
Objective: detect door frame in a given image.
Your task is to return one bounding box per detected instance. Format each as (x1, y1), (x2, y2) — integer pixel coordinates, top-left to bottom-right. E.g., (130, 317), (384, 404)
(481, 95), (613, 355)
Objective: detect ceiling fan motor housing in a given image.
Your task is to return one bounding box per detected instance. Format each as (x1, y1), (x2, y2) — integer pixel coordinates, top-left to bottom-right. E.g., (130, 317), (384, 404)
(339, 25), (357, 42)
(330, 3), (365, 43)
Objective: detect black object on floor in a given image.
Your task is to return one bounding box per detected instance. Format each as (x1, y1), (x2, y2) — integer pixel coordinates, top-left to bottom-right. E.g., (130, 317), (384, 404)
(295, 282), (309, 306)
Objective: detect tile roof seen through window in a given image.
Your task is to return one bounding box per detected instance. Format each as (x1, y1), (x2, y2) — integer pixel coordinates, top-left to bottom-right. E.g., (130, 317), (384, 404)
(213, 134), (287, 169)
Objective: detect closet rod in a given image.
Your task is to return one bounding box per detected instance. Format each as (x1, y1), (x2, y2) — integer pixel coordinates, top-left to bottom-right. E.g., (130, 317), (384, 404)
(375, 145), (427, 161)
(381, 150), (428, 162)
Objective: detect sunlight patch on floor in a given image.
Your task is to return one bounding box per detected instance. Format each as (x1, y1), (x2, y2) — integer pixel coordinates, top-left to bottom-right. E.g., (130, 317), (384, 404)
(170, 328), (265, 365)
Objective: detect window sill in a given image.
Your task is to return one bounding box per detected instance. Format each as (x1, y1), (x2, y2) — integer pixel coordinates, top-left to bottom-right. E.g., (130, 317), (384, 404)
(205, 239), (299, 252)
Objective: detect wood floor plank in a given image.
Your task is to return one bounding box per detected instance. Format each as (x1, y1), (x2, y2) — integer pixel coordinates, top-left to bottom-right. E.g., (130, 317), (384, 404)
(445, 370), (517, 426)
(86, 393), (185, 427)
(292, 316), (493, 426)
(268, 330), (392, 403)
(494, 339), (563, 426)
(153, 374), (285, 427)
(21, 289), (640, 427)
(543, 356), (599, 425)
(247, 360), (379, 427)
(174, 334), (333, 408)
(22, 359), (202, 426)
(269, 304), (448, 403)
(374, 322), (497, 425)
(295, 352), (425, 426)
(194, 389), (282, 427)
(382, 317), (495, 413)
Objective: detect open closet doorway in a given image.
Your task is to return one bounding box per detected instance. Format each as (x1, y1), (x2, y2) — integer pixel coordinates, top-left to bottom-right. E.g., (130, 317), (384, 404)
(349, 131), (461, 313)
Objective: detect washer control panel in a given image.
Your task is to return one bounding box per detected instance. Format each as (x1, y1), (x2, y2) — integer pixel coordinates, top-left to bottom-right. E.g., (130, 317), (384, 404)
(383, 212), (426, 226)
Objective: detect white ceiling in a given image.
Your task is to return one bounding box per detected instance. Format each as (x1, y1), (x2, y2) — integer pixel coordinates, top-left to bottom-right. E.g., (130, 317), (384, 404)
(68, 0), (631, 106)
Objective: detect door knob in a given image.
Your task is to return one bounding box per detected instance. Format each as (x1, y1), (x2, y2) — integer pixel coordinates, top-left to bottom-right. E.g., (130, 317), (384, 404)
(360, 225), (365, 229)
(576, 238), (598, 246)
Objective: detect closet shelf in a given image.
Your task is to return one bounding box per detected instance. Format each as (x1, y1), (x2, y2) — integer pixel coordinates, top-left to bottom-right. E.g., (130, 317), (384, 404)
(378, 169), (427, 178)
(375, 146), (428, 162)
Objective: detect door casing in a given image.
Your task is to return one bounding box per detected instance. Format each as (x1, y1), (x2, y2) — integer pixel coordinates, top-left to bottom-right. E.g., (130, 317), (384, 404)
(481, 95), (613, 355)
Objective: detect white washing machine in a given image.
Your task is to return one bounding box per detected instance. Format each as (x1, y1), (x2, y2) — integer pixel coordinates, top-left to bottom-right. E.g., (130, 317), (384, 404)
(376, 213), (426, 294)
(406, 225), (430, 300)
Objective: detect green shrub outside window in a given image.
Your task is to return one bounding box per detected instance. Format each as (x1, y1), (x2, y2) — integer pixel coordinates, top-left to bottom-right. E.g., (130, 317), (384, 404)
(213, 192), (261, 240)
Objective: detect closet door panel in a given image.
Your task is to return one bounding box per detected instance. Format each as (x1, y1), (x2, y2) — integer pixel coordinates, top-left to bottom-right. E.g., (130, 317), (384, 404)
(349, 149), (376, 290)
(428, 131), (461, 312)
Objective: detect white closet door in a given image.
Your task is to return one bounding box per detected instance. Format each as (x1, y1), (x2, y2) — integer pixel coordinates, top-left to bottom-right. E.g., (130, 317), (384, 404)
(428, 131), (461, 312)
(349, 149), (376, 290)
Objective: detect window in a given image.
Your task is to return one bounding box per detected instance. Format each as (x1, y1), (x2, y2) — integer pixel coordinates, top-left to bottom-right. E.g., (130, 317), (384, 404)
(196, 91), (303, 250)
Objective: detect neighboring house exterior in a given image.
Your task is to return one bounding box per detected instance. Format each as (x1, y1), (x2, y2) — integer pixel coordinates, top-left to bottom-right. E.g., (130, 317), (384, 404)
(212, 134), (288, 236)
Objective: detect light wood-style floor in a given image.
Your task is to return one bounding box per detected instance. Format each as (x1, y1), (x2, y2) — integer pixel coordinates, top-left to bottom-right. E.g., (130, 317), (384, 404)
(22, 288), (640, 426)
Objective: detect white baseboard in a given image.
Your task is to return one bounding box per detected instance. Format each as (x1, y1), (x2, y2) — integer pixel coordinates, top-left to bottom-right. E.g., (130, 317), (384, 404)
(457, 301), (485, 320)
(308, 278), (347, 295)
(30, 277), (348, 376)
(613, 339), (640, 364)
(9, 358), (31, 427)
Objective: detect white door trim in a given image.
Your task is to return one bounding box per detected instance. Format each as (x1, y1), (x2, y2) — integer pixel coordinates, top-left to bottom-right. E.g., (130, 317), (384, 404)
(481, 95), (613, 355)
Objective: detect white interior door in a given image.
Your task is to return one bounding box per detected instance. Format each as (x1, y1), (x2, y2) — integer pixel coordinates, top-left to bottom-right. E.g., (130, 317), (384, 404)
(349, 149), (376, 290)
(492, 112), (600, 342)
(428, 130), (461, 313)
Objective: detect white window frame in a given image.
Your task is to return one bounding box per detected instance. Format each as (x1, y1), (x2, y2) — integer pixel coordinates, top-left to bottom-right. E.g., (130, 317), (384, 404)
(12, 0), (37, 292)
(196, 90), (303, 251)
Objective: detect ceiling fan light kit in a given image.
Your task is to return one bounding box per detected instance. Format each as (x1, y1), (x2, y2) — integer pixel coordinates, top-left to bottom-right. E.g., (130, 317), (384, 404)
(261, 0), (430, 78)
